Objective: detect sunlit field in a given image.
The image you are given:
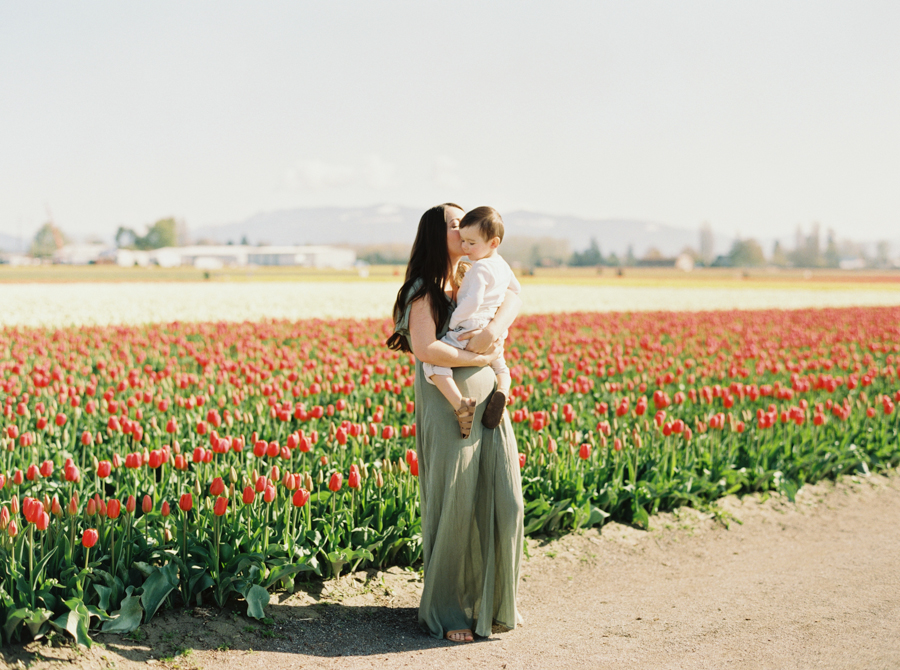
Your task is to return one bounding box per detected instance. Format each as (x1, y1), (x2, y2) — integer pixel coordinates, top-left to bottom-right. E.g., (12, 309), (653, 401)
(1, 266), (899, 328)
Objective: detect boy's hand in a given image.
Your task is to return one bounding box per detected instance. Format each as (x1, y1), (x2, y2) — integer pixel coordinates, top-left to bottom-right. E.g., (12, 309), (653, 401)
(457, 328), (499, 355)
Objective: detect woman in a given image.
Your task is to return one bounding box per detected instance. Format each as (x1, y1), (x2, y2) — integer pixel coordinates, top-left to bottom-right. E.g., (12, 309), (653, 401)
(387, 203), (525, 643)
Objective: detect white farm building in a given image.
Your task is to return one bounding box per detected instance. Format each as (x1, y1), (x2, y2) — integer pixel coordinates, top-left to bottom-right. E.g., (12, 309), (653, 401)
(117, 245), (356, 269)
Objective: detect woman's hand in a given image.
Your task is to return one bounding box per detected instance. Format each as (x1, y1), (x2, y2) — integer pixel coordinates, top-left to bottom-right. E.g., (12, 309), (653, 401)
(470, 335), (503, 364)
(457, 328), (499, 355)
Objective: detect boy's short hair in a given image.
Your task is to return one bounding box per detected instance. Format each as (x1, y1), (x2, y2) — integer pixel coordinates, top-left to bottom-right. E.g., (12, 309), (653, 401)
(459, 206), (504, 243)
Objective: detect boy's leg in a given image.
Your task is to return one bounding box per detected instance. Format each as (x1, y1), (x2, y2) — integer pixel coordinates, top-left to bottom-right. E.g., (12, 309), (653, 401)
(431, 373), (463, 409)
(483, 351), (510, 429)
(490, 349), (511, 393)
(431, 372), (477, 439)
(494, 371), (511, 395)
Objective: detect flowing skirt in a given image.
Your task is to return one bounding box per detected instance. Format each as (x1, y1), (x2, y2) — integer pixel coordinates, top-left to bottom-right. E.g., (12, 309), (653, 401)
(414, 361), (524, 638)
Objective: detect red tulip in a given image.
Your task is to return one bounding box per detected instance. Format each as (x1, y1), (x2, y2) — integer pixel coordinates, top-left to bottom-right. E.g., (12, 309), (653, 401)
(518, 453), (526, 468)
(209, 477), (225, 497)
(292, 489), (310, 507)
(578, 443), (592, 460)
(242, 486), (255, 504)
(328, 472), (343, 492)
(142, 495), (153, 514)
(55, 412), (67, 427)
(107, 498), (121, 520)
(161, 501), (171, 517)
(82, 528), (98, 548)
(97, 460), (112, 478)
(348, 465), (361, 489)
(263, 485), (276, 503)
(214, 497), (228, 516)
(179, 493), (193, 512)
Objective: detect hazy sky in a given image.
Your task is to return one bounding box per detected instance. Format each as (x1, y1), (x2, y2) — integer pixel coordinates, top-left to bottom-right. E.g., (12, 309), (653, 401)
(1, 2), (898, 243)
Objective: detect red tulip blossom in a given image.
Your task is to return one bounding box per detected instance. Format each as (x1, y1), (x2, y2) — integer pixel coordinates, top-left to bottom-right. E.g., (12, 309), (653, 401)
(82, 528), (99, 548)
(179, 493), (193, 512)
(107, 499), (121, 520)
(328, 472), (343, 492)
(214, 497), (228, 516)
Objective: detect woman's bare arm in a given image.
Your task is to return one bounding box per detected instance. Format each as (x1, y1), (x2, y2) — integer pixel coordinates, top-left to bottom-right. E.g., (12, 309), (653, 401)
(457, 289), (523, 354)
(408, 296), (500, 367)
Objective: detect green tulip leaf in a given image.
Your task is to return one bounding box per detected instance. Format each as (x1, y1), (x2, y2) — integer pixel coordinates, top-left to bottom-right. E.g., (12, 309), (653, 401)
(94, 584), (112, 611)
(102, 586), (143, 634)
(25, 608), (53, 638)
(263, 562), (317, 589)
(133, 561), (155, 577)
(3, 608), (32, 642)
(244, 584), (269, 620)
(141, 562), (179, 622)
(51, 598), (93, 648)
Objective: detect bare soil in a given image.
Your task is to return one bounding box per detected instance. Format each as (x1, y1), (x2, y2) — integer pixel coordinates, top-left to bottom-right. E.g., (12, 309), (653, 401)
(3, 468), (899, 670)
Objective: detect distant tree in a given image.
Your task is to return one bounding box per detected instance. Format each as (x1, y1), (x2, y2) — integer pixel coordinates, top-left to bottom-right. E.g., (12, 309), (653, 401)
(876, 240), (891, 268)
(115, 226), (138, 249)
(824, 229), (840, 268)
(642, 247), (663, 261)
(30, 221), (68, 259)
(240, 235), (250, 246)
(138, 218), (178, 249)
(771, 240), (789, 267)
(606, 252), (620, 267)
(625, 245), (636, 266)
(116, 217), (179, 250)
(699, 222), (714, 265)
(569, 237), (603, 266)
(790, 222), (824, 267)
(729, 238), (766, 267)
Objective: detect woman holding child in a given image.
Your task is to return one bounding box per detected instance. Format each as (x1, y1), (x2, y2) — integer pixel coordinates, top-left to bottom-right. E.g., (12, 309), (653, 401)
(387, 203), (524, 643)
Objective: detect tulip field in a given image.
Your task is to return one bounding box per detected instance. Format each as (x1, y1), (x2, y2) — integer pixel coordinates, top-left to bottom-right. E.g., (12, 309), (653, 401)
(1, 305), (899, 647)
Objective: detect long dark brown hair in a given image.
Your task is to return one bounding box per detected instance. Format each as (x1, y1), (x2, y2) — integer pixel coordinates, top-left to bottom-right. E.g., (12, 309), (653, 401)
(386, 203), (462, 353)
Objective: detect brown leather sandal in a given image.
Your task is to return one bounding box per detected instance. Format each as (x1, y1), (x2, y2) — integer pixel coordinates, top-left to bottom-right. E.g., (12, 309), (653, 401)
(455, 398), (476, 438)
(445, 628), (474, 642)
(481, 389), (508, 429)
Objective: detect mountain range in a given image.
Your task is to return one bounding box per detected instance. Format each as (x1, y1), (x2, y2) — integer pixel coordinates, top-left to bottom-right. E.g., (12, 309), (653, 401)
(190, 204), (715, 258)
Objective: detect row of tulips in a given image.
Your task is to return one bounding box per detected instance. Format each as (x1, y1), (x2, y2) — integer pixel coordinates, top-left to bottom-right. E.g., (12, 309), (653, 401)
(1, 305), (899, 646)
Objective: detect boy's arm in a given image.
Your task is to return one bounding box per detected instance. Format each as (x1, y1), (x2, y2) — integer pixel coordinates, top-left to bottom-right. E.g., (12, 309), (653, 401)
(409, 295), (501, 367)
(449, 263), (488, 330)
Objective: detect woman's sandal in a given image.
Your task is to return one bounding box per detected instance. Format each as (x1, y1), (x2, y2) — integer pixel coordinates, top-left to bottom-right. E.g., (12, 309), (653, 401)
(481, 389), (508, 429)
(445, 628), (474, 643)
(455, 398), (476, 438)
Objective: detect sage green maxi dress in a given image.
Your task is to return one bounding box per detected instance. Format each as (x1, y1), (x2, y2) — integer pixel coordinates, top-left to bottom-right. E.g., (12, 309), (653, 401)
(395, 288), (525, 639)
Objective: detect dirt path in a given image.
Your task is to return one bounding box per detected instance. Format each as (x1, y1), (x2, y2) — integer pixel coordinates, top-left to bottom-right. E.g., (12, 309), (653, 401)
(4, 468), (899, 670)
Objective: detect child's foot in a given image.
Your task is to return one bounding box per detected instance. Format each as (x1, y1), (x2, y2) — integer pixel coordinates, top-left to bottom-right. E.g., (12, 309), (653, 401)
(455, 398), (476, 438)
(481, 389), (508, 429)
